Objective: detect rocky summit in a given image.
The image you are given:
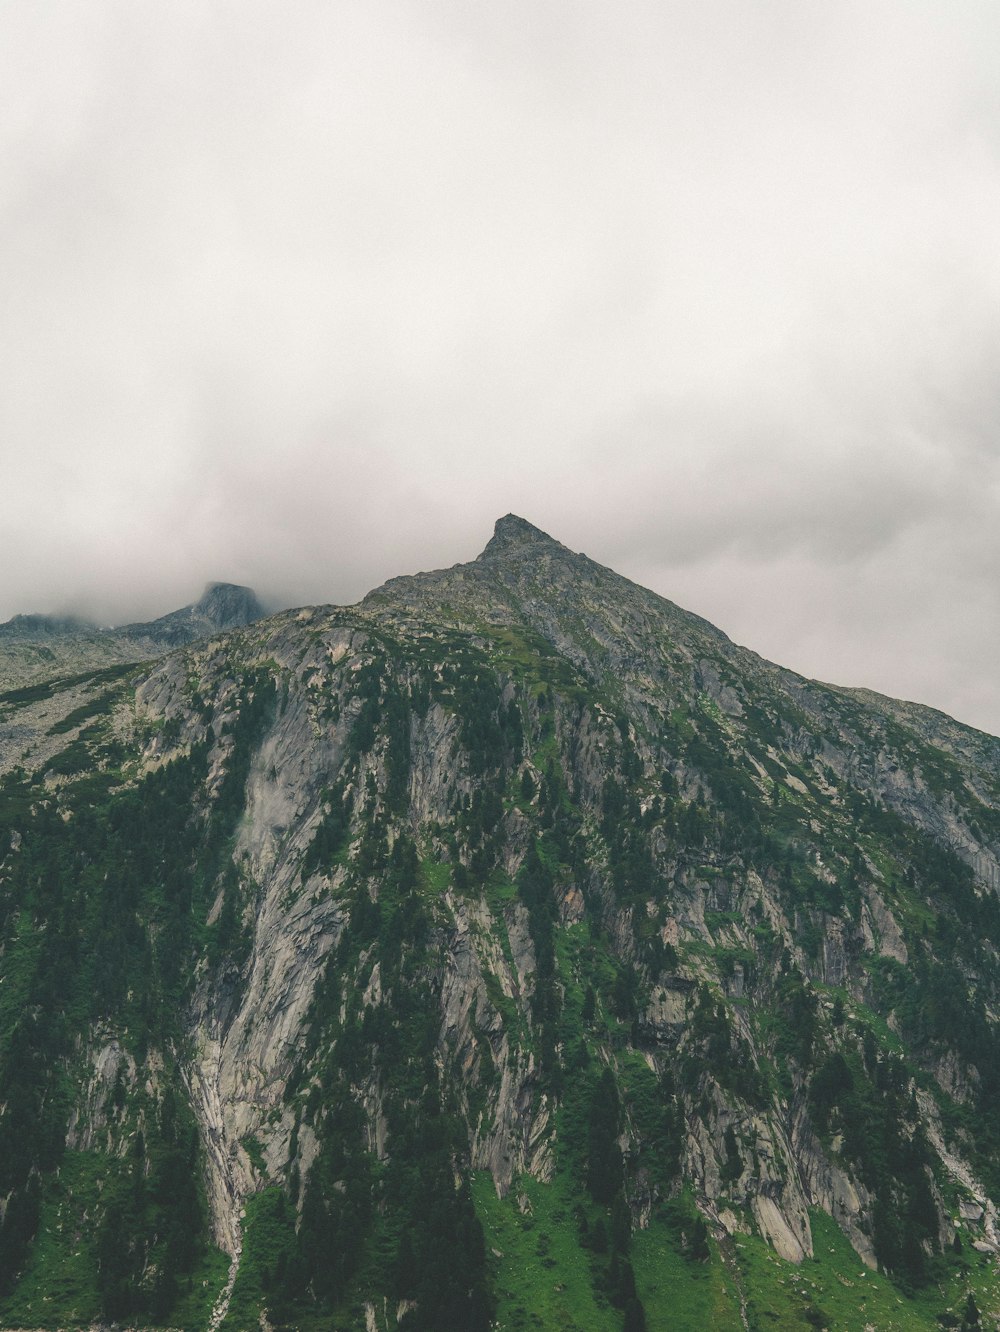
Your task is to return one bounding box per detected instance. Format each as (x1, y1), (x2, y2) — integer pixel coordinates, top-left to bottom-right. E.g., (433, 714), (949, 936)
(2, 516), (1000, 1330)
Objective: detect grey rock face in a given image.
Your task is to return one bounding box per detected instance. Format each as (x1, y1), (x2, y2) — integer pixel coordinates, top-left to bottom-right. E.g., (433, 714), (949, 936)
(116, 581), (267, 646)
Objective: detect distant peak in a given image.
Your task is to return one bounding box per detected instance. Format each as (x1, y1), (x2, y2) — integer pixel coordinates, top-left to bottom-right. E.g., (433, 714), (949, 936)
(195, 580), (256, 605)
(478, 514), (567, 561)
(0, 611), (96, 639)
(192, 582), (266, 628)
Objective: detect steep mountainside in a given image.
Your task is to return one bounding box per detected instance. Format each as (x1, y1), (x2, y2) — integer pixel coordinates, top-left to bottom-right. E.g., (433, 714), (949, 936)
(2, 517), (1000, 1331)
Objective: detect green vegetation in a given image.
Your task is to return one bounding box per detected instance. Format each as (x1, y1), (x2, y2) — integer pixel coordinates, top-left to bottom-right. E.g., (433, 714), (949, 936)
(737, 1209), (998, 1332)
(474, 1172), (621, 1332)
(0, 668), (275, 1325)
(0, 660), (139, 711)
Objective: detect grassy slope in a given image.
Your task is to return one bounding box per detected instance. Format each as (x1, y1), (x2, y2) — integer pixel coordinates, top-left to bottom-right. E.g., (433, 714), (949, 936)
(474, 1173), (1000, 1332)
(474, 1172), (620, 1332)
(0, 1152), (229, 1331)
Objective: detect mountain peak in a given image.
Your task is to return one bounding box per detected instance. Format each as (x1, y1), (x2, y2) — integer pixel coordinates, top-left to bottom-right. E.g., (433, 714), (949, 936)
(478, 514), (568, 562)
(193, 582), (266, 629)
(109, 581), (266, 646)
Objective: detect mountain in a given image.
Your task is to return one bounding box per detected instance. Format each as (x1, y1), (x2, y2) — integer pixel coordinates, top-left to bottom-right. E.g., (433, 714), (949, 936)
(113, 582), (267, 648)
(2, 516), (1000, 1330)
(0, 581), (266, 695)
(0, 613), (97, 639)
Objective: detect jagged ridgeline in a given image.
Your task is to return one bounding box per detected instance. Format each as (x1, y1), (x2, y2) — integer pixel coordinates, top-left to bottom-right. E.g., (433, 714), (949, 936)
(2, 516), (1000, 1331)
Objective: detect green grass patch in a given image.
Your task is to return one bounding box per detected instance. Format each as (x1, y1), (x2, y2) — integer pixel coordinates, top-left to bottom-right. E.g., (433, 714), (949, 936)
(0, 1151), (104, 1326)
(168, 1246), (232, 1331)
(632, 1208), (741, 1331)
(736, 1208), (1000, 1332)
(220, 1187), (299, 1331)
(486, 867), (519, 906)
(473, 1171), (620, 1332)
(0, 1152), (229, 1332)
(420, 857), (451, 896)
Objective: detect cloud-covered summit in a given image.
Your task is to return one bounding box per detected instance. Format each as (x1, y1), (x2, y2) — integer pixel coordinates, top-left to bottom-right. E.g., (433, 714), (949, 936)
(2, 2), (999, 733)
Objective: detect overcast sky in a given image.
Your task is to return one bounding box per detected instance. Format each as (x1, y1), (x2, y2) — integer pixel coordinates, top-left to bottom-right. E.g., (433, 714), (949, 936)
(3, 2), (1000, 734)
